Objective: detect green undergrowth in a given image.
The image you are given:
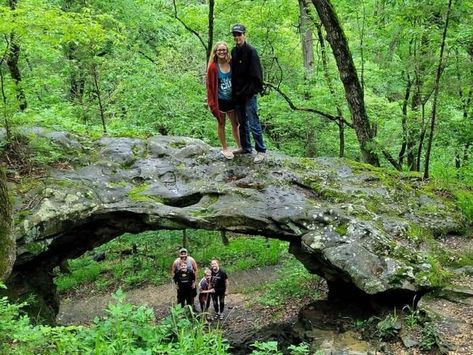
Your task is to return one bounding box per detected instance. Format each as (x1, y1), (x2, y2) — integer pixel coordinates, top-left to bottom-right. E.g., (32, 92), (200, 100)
(257, 257), (321, 308)
(1, 283), (316, 354)
(55, 230), (287, 293)
(0, 286), (229, 354)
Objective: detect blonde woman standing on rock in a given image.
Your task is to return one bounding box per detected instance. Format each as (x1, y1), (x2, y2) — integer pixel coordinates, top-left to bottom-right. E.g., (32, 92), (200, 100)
(206, 41), (241, 160)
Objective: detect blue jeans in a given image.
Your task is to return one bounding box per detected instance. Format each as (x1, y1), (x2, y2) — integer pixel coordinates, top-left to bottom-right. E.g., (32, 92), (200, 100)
(236, 96), (266, 153)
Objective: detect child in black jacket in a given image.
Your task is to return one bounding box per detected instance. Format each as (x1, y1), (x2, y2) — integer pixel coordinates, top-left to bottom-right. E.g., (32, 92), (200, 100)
(173, 261), (196, 308)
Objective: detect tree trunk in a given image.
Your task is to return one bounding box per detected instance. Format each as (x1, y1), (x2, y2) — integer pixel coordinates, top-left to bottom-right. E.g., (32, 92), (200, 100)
(315, 21), (345, 157)
(299, 0), (315, 80)
(0, 61), (11, 141)
(0, 168), (15, 281)
(6, 0), (27, 111)
(206, 0), (215, 63)
(220, 230), (229, 246)
(311, 0), (379, 165)
(182, 229), (188, 249)
(399, 74), (412, 167)
(424, 0), (453, 179)
(91, 65), (107, 134)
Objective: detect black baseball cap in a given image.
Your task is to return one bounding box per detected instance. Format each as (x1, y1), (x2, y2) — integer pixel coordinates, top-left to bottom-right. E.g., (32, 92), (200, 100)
(231, 24), (246, 34)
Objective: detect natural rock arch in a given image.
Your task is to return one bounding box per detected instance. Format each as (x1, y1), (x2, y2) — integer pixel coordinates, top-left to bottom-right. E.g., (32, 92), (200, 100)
(3, 129), (466, 323)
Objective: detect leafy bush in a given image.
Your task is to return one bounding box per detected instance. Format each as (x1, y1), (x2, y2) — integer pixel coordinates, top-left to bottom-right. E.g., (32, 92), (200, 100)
(250, 340), (311, 355)
(251, 340), (282, 354)
(0, 285), (229, 354)
(375, 311), (400, 340)
(257, 258), (320, 307)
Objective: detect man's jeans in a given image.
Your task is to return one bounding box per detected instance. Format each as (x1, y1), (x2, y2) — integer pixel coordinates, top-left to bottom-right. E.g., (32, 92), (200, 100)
(236, 96), (266, 153)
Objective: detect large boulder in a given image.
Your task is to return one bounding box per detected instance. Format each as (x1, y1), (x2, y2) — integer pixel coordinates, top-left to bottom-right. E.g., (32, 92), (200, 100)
(5, 129), (469, 322)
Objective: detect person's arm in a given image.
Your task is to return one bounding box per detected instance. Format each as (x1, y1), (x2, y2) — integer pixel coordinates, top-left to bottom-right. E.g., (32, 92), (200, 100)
(248, 47), (263, 96)
(206, 63), (220, 118)
(173, 272), (179, 289)
(224, 278), (229, 295)
(170, 260), (176, 278)
(192, 259), (198, 276)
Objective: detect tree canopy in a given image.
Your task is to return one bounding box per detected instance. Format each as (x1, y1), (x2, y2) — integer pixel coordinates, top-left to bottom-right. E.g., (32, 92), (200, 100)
(0, 0), (471, 181)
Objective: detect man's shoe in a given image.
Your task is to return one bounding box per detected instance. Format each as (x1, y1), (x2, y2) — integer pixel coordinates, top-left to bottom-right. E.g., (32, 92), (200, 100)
(232, 148), (247, 155)
(253, 152), (265, 163)
(221, 149), (234, 160)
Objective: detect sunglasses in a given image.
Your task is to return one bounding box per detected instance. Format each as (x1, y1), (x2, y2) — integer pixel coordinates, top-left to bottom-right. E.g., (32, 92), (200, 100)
(232, 32), (243, 37)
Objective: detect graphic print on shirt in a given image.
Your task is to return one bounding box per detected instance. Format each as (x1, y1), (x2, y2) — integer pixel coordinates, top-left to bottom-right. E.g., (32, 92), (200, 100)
(218, 67), (232, 100)
(179, 271), (190, 284)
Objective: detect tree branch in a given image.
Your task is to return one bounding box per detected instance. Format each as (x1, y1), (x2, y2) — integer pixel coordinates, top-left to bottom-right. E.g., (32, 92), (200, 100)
(137, 50), (157, 65)
(265, 82), (353, 128)
(172, 0), (207, 54)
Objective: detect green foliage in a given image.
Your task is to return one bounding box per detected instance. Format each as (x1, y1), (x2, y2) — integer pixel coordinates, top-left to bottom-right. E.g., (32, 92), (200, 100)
(419, 322), (437, 351)
(55, 230), (287, 293)
(287, 342), (311, 355)
(454, 189), (473, 223)
(55, 259), (101, 293)
(1, 0), (471, 189)
(257, 258), (320, 307)
(0, 286), (230, 354)
(402, 303), (421, 329)
(375, 310), (401, 340)
(250, 340), (282, 355)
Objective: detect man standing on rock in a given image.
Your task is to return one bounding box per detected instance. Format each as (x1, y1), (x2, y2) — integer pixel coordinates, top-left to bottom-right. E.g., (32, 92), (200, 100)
(231, 23), (267, 164)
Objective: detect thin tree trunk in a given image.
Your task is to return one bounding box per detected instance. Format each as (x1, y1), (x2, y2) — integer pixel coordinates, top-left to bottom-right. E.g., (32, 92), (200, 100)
(220, 230), (229, 246)
(207, 0), (215, 63)
(311, 0), (379, 165)
(416, 103), (427, 172)
(92, 65), (107, 134)
(356, 0), (366, 92)
(399, 74), (412, 167)
(315, 22), (345, 157)
(182, 229), (188, 249)
(299, 0), (315, 80)
(6, 0), (27, 111)
(0, 168), (15, 281)
(0, 61), (11, 141)
(424, 0), (453, 179)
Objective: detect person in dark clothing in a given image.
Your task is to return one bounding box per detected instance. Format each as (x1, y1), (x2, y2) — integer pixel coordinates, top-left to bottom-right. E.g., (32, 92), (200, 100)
(173, 261), (196, 308)
(210, 258), (228, 320)
(230, 23), (267, 164)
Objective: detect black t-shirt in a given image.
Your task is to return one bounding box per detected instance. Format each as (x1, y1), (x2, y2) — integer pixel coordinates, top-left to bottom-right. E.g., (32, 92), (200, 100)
(210, 268), (228, 293)
(174, 269), (195, 290)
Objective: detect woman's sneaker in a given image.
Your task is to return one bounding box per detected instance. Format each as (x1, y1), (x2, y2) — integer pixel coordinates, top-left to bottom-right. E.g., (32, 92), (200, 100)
(214, 313), (220, 320)
(221, 150), (234, 160)
(219, 313), (224, 320)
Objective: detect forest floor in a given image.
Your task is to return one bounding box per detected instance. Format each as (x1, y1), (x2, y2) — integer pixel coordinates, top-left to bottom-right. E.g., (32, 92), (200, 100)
(57, 265), (311, 352)
(57, 261), (473, 354)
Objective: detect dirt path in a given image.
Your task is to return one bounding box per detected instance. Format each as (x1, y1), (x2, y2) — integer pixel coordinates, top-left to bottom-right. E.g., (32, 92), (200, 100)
(57, 265), (299, 348)
(57, 254), (473, 354)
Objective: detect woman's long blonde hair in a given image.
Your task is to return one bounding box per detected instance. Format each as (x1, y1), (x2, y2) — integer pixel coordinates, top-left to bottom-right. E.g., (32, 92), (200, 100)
(208, 41), (231, 68)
